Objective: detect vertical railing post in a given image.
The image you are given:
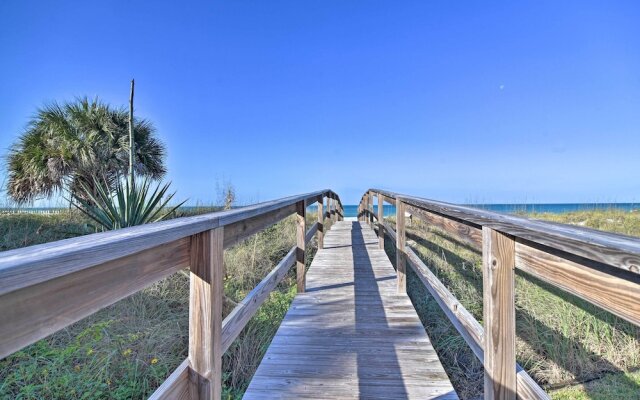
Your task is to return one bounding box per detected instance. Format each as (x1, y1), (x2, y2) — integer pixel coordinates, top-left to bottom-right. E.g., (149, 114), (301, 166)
(296, 200), (306, 293)
(370, 192), (374, 226)
(377, 193), (384, 249)
(482, 227), (517, 400)
(188, 227), (224, 400)
(317, 195), (324, 249)
(395, 198), (406, 293)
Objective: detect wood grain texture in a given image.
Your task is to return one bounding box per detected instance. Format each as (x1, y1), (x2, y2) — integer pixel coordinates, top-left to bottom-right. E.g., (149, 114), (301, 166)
(297, 201), (306, 293)
(371, 189), (640, 276)
(305, 222), (319, 245)
(0, 190), (332, 297)
(221, 247), (296, 352)
(405, 204), (482, 249)
(378, 194), (385, 249)
(0, 238), (189, 360)
(386, 221), (548, 399)
(483, 227), (516, 400)
(243, 221), (457, 399)
(148, 359), (190, 400)
(396, 200), (407, 293)
(223, 204), (296, 248)
(515, 239), (640, 326)
(318, 198), (324, 249)
(188, 228), (224, 400)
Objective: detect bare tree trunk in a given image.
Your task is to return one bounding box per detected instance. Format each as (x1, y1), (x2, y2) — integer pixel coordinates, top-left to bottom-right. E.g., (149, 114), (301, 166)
(128, 79), (135, 188)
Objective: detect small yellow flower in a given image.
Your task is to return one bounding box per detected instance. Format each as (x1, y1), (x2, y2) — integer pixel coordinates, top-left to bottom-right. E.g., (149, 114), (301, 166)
(151, 358), (159, 364)
(122, 348), (132, 356)
(74, 365), (81, 372)
(107, 379), (111, 386)
(86, 349), (94, 355)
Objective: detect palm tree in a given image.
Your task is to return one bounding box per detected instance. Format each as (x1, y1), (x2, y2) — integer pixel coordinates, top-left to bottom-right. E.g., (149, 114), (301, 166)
(5, 97), (166, 203)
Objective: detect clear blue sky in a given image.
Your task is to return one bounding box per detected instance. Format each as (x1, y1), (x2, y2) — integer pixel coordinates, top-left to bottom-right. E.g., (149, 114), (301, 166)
(1, 1), (639, 205)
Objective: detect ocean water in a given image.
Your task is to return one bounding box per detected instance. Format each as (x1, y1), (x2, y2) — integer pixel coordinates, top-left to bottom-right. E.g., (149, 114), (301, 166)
(340, 203), (640, 218)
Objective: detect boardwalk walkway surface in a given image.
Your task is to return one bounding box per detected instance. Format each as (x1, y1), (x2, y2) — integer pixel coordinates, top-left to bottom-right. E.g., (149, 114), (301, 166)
(243, 221), (458, 399)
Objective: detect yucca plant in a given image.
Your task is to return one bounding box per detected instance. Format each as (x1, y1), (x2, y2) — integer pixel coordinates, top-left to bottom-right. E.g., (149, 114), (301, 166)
(71, 176), (186, 230)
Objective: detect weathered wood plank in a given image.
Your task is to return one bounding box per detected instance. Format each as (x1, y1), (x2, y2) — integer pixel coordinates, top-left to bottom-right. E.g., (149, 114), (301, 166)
(244, 221), (457, 399)
(305, 222), (319, 245)
(396, 200), (407, 293)
(378, 194), (385, 249)
(0, 238), (190, 360)
(221, 247), (296, 352)
(223, 204), (296, 248)
(188, 228), (224, 400)
(317, 198), (324, 249)
(0, 190), (332, 297)
(297, 200), (306, 293)
(389, 221), (547, 399)
(372, 189), (640, 276)
(405, 204), (482, 249)
(515, 239), (640, 326)
(148, 359), (190, 400)
(483, 227), (516, 400)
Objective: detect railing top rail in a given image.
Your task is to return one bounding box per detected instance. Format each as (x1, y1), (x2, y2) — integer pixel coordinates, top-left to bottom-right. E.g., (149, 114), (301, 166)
(0, 189), (337, 296)
(370, 188), (640, 275)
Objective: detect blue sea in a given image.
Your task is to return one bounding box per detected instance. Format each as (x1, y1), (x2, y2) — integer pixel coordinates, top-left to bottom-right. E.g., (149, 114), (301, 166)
(341, 203), (640, 218)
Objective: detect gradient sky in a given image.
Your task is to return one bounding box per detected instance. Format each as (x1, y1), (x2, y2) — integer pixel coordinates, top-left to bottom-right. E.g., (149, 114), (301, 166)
(1, 1), (639, 205)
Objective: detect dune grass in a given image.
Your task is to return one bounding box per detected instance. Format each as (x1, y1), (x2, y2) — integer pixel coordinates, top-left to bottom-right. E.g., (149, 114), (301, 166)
(0, 207), (326, 399)
(1, 208), (638, 399)
(381, 209), (640, 399)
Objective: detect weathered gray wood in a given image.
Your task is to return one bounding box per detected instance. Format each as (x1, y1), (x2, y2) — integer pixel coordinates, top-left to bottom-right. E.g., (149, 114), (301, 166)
(396, 200), (407, 293)
(221, 247), (296, 353)
(387, 221), (548, 399)
(405, 204), (482, 249)
(372, 189), (640, 276)
(297, 201), (306, 293)
(0, 190), (332, 297)
(0, 238), (190, 360)
(306, 222), (319, 245)
(483, 228), (516, 400)
(189, 228), (224, 400)
(378, 194), (385, 249)
(244, 221), (457, 399)
(148, 359), (190, 400)
(224, 204), (296, 248)
(318, 198), (324, 249)
(515, 239), (640, 326)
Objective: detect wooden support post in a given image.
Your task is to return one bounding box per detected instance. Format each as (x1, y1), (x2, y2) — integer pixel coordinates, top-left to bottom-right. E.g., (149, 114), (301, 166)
(296, 200), (306, 293)
(396, 199), (406, 293)
(368, 192), (373, 226)
(378, 194), (384, 249)
(482, 227), (517, 400)
(189, 228), (224, 400)
(317, 197), (324, 249)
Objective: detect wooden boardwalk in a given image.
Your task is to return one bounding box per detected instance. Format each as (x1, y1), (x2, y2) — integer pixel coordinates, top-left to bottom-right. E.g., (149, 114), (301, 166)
(243, 221), (458, 399)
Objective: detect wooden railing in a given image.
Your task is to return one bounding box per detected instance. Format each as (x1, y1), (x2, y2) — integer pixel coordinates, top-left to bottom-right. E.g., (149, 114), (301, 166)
(358, 189), (640, 400)
(0, 189), (343, 400)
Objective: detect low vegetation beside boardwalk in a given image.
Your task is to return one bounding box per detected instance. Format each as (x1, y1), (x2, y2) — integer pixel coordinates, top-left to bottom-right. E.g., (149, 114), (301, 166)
(0, 209), (324, 399)
(382, 209), (640, 400)
(0, 208), (639, 399)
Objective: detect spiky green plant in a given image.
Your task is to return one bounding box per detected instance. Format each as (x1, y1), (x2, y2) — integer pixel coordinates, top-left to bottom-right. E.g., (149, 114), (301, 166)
(71, 176), (185, 230)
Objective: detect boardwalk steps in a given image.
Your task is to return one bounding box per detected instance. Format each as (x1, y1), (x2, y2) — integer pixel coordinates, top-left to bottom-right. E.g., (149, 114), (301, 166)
(243, 221), (457, 399)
